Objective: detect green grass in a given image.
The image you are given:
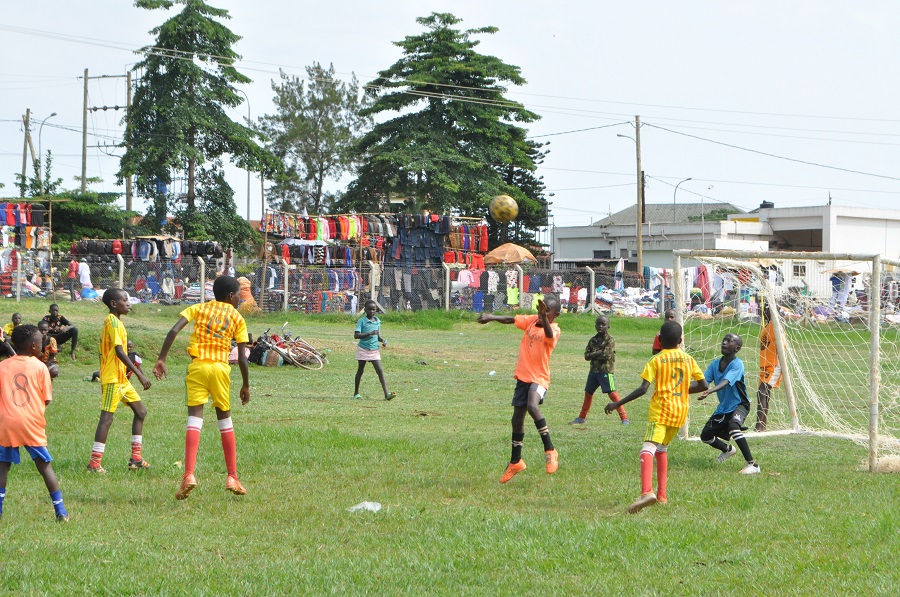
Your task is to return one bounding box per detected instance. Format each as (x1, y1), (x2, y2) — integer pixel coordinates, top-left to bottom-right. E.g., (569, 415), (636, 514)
(0, 299), (897, 595)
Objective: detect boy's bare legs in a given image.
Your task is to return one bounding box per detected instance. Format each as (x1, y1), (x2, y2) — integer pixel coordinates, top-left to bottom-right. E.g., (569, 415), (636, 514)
(35, 459), (68, 521)
(88, 411), (115, 472)
(0, 462), (10, 516)
(756, 382), (771, 432)
(126, 401), (149, 469)
(527, 388), (557, 474)
(216, 407), (245, 495)
(35, 459), (61, 494)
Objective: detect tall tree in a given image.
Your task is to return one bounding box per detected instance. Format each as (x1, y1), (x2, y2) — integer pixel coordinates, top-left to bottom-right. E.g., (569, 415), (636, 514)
(257, 64), (372, 214)
(340, 12), (549, 243)
(119, 0), (279, 247)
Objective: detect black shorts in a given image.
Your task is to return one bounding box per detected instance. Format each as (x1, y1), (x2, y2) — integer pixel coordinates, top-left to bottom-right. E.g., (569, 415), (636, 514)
(511, 379), (547, 407)
(585, 372), (615, 396)
(702, 404), (750, 440)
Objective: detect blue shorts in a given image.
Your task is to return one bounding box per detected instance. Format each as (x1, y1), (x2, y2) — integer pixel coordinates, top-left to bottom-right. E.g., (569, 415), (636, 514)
(0, 445), (53, 464)
(585, 372), (615, 396)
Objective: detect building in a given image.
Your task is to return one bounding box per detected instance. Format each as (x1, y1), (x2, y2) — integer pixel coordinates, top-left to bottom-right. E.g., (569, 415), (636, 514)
(553, 202), (900, 269)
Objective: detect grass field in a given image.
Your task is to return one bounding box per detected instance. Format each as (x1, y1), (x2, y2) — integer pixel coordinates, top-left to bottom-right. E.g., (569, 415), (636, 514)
(0, 299), (897, 595)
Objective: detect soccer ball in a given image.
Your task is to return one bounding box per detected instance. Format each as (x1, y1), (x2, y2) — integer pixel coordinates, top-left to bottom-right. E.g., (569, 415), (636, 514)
(489, 195), (519, 223)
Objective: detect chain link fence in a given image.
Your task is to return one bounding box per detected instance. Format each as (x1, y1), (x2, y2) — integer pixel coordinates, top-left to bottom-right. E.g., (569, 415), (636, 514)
(3, 249), (657, 317)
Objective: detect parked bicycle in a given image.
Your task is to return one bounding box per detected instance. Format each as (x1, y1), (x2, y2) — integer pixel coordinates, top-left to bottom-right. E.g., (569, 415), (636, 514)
(276, 322), (329, 370)
(252, 323), (328, 370)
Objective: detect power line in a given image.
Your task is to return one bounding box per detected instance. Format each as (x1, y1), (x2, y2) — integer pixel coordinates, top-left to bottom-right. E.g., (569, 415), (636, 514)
(646, 123), (900, 183)
(530, 122), (630, 138)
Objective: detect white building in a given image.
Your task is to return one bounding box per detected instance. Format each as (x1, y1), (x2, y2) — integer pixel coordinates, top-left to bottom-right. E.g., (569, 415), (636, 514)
(553, 202), (900, 270)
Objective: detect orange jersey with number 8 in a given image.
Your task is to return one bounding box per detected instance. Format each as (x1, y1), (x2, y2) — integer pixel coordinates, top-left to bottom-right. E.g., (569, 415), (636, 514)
(640, 348), (705, 427)
(180, 301), (249, 363)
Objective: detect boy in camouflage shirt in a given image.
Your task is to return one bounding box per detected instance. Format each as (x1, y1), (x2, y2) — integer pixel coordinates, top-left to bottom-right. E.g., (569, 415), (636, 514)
(569, 315), (630, 425)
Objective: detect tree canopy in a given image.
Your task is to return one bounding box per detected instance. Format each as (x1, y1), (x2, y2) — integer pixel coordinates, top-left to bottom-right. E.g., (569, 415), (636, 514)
(339, 12), (549, 246)
(257, 64), (372, 215)
(119, 0), (279, 248)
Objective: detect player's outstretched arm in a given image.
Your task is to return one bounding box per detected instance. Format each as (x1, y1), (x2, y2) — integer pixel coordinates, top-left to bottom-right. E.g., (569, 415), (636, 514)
(698, 379), (726, 400)
(689, 379), (709, 394)
(605, 380), (650, 413)
(478, 313), (514, 325)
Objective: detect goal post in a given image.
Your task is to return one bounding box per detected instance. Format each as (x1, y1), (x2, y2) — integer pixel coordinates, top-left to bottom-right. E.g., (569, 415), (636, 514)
(673, 249), (900, 471)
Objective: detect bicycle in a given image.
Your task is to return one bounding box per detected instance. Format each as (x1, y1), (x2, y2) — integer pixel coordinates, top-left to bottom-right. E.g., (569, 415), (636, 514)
(252, 327), (296, 367)
(276, 322), (329, 370)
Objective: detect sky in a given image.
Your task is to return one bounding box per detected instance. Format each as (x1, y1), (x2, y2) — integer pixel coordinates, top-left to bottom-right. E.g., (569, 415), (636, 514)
(3, 1), (900, 240)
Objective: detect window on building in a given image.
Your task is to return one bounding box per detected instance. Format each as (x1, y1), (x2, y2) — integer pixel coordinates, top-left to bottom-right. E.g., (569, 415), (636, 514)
(793, 263), (806, 277)
(621, 249), (629, 259)
(593, 250), (611, 259)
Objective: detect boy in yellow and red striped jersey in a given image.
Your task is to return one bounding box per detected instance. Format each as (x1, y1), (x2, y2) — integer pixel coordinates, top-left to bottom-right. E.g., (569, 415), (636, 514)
(605, 320), (707, 513)
(87, 288), (153, 473)
(153, 276), (250, 500)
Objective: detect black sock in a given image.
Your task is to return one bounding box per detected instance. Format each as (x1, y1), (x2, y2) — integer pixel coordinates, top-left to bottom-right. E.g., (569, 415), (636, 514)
(510, 432), (525, 463)
(730, 431), (755, 463)
(534, 418), (554, 451)
(709, 438), (730, 452)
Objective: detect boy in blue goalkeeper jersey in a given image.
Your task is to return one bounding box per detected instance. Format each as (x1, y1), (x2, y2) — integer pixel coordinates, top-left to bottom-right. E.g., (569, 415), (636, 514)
(697, 333), (760, 475)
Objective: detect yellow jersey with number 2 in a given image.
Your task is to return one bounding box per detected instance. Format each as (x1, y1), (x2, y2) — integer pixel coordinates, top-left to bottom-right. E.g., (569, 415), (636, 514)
(641, 348), (704, 427)
(180, 301), (249, 363)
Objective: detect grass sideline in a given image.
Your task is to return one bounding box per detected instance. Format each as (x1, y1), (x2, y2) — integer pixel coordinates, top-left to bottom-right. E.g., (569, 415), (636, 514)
(0, 299), (897, 595)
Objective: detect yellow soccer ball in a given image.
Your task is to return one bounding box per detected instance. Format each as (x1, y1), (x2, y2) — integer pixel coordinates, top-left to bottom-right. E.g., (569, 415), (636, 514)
(489, 195), (519, 223)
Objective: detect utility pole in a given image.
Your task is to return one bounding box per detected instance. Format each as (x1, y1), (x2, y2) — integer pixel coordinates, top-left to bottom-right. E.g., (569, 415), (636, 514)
(81, 68), (88, 192)
(634, 115), (644, 275)
(125, 70), (133, 211)
(21, 109), (30, 197)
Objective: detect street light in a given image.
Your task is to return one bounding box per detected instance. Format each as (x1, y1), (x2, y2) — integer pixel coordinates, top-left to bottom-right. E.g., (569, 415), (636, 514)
(673, 177), (692, 223)
(38, 112), (57, 195)
(236, 89), (251, 221)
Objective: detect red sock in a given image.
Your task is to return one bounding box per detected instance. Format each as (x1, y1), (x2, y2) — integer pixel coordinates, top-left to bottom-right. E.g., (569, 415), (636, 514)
(89, 442), (105, 468)
(655, 451), (668, 501)
(610, 391), (628, 420)
(640, 449), (654, 495)
(219, 418), (237, 477)
(130, 435), (142, 461)
(184, 417), (202, 476)
(578, 392), (593, 419)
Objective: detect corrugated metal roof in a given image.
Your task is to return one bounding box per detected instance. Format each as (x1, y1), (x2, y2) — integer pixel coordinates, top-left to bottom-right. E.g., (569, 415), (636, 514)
(592, 202), (745, 226)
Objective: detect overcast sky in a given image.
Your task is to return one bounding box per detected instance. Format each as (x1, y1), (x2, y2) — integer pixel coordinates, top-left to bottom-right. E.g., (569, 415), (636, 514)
(3, 1), (900, 236)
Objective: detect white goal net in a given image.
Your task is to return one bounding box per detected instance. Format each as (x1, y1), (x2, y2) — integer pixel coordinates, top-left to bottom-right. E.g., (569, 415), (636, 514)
(673, 250), (900, 470)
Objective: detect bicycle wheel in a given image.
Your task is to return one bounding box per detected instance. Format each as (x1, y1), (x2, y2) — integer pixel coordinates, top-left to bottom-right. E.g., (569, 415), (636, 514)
(272, 345), (300, 367)
(287, 345), (323, 370)
(288, 338), (328, 369)
(289, 338), (329, 365)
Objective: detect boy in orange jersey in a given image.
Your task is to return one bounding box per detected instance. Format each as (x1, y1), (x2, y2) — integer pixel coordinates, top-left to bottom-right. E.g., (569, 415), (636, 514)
(0, 325), (69, 521)
(479, 295), (562, 483)
(755, 303), (781, 432)
(606, 320), (707, 513)
(154, 276), (250, 500)
(87, 289), (153, 473)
